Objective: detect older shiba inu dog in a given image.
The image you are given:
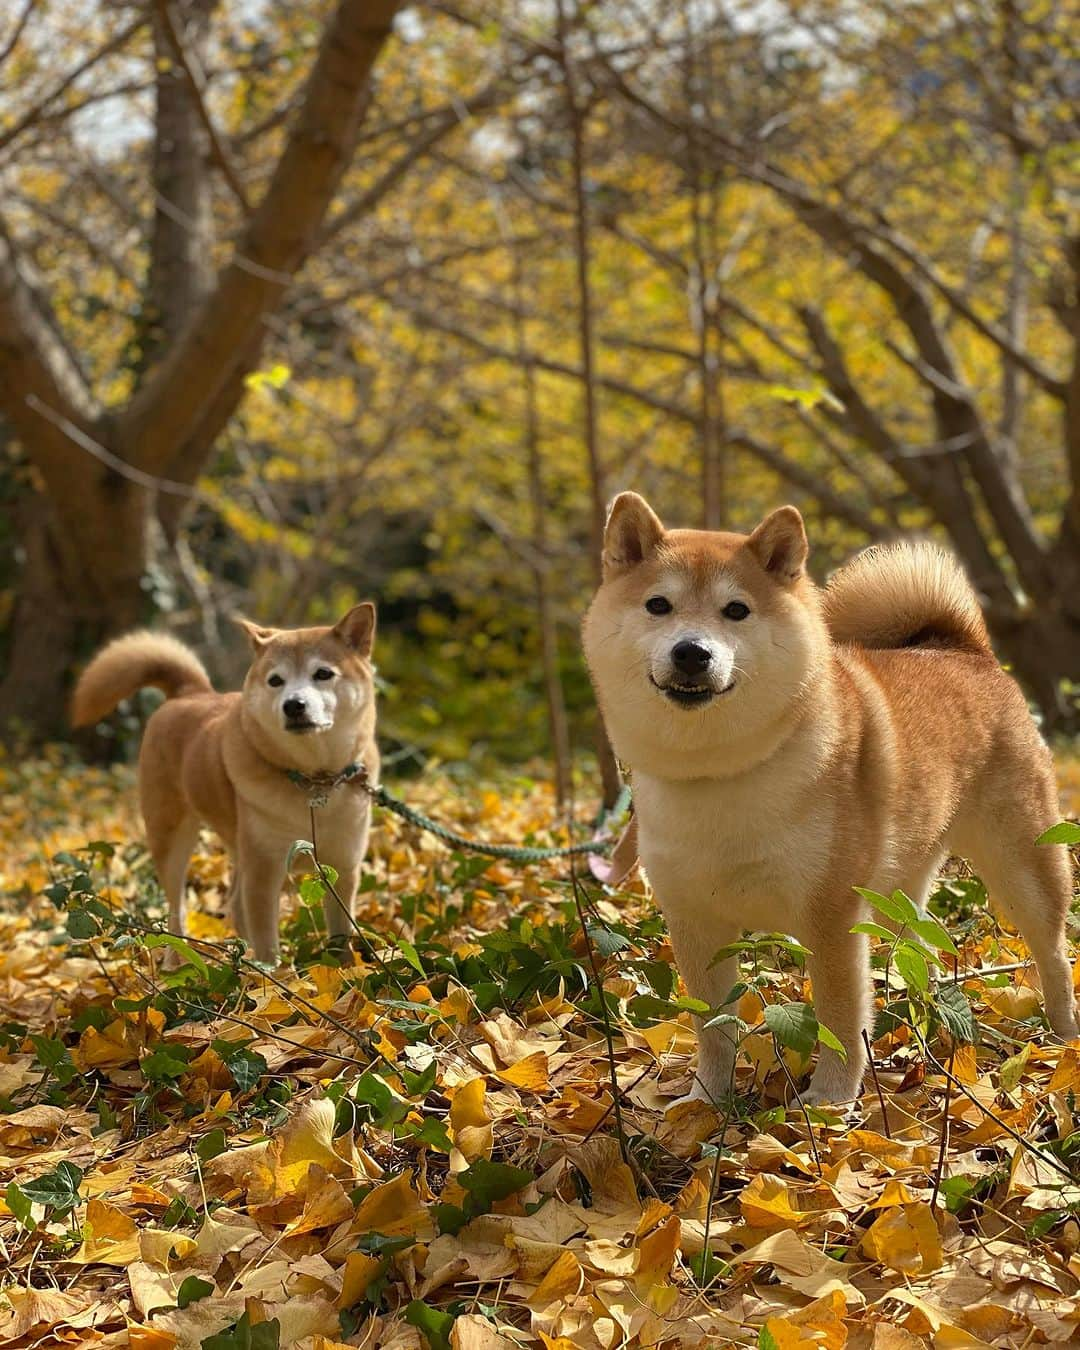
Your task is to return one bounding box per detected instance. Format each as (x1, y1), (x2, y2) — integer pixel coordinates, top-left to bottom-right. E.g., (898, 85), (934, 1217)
(583, 493), (1078, 1105)
(72, 606), (379, 965)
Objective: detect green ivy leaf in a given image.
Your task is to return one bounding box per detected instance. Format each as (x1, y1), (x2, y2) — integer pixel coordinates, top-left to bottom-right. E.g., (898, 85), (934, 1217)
(404, 1301), (455, 1350)
(392, 935), (425, 975)
(816, 1022), (847, 1060)
(688, 1245), (728, 1284)
(140, 1043), (193, 1082)
(298, 875), (326, 906)
(213, 1043), (269, 1094)
(397, 1117), (453, 1151)
(201, 1310), (281, 1349)
(352, 1071), (411, 1128)
(66, 907), (100, 939)
(1027, 1209), (1065, 1238)
(456, 1157), (533, 1216)
(851, 921), (901, 943)
(31, 1034), (77, 1086)
(936, 1175), (977, 1215)
(177, 1275), (215, 1309)
(588, 926), (632, 957)
(196, 1128), (227, 1163)
(18, 1160), (83, 1216)
(432, 1202), (467, 1235)
(355, 1231), (416, 1256)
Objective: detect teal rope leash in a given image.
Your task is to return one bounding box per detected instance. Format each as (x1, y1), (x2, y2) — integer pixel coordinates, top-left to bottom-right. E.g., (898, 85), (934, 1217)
(366, 781), (614, 862)
(286, 763), (627, 864)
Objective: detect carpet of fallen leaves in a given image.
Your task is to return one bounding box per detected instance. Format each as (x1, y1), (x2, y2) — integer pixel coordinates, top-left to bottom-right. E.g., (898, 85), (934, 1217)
(4, 748), (1080, 1350)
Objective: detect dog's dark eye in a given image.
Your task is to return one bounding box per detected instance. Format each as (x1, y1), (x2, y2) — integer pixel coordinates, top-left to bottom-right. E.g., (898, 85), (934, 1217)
(645, 596), (672, 616)
(314, 667), (335, 681)
(267, 674), (285, 687)
(723, 601), (750, 621)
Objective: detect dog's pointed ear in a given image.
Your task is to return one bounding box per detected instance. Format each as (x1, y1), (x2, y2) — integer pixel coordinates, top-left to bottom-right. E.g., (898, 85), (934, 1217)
(234, 617), (278, 650)
(332, 601), (376, 657)
(603, 492), (665, 577)
(747, 506), (808, 582)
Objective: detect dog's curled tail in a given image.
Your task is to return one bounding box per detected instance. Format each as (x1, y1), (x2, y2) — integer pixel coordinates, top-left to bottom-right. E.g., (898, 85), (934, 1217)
(823, 542), (992, 654)
(72, 632), (212, 726)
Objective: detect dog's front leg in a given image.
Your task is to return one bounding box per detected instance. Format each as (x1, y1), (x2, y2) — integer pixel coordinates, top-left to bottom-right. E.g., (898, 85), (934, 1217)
(235, 834), (286, 966)
(801, 924), (870, 1107)
(666, 909), (740, 1104)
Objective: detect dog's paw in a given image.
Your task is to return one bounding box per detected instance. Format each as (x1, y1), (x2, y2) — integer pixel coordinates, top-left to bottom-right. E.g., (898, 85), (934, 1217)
(795, 1075), (862, 1111)
(245, 952), (282, 972)
(665, 1077), (732, 1113)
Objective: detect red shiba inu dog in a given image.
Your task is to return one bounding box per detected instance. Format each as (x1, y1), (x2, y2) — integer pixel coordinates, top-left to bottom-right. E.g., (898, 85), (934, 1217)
(583, 493), (1077, 1104)
(72, 607), (379, 965)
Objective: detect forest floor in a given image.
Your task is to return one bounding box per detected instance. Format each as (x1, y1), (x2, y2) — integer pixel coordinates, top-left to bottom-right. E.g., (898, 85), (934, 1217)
(3, 748), (1080, 1349)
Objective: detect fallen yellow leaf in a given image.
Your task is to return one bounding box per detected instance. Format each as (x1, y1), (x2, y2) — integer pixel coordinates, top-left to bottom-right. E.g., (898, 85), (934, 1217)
(862, 1202), (943, 1275)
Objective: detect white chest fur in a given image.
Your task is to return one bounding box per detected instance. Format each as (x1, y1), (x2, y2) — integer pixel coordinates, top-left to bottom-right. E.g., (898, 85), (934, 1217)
(630, 720), (836, 937)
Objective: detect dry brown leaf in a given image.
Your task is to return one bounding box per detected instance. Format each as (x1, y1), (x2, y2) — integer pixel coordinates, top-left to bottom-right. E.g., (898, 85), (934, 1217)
(351, 1170), (432, 1240)
(450, 1313), (521, 1348)
(71, 1196), (142, 1265)
(283, 1163), (355, 1236)
(449, 1077), (494, 1165)
(740, 1172), (838, 1231)
(862, 1203), (943, 1275)
(0, 1286), (96, 1339)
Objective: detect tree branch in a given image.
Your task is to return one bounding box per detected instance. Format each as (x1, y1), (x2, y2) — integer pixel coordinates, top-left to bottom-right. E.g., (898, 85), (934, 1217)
(319, 79), (507, 245)
(869, 210), (1065, 400)
(119, 0), (403, 474)
(0, 225), (100, 496)
(0, 0), (34, 71)
(606, 64), (1056, 597)
(797, 303), (1017, 610)
(0, 15), (147, 159)
(728, 431), (879, 536)
(395, 299), (879, 533)
(139, 0), (217, 377)
(154, 0), (251, 213)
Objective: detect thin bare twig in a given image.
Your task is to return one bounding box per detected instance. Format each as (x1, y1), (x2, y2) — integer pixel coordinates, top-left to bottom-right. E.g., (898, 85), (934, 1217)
(0, 15), (147, 158)
(862, 1028), (892, 1139)
(0, 0), (35, 70)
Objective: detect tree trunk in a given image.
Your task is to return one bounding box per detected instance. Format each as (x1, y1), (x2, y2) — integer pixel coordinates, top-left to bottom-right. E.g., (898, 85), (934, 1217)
(514, 242), (572, 807)
(0, 473), (149, 735)
(683, 0), (726, 530)
(0, 0), (403, 741)
(990, 604), (1080, 733)
(558, 0), (621, 808)
(136, 0), (215, 380)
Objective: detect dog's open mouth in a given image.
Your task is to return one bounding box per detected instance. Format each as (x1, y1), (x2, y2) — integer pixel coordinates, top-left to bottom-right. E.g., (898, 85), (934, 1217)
(284, 719), (319, 734)
(649, 675), (735, 707)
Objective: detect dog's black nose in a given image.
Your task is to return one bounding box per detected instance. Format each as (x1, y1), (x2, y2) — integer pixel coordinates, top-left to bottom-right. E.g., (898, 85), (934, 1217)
(283, 696), (307, 719)
(671, 640), (712, 679)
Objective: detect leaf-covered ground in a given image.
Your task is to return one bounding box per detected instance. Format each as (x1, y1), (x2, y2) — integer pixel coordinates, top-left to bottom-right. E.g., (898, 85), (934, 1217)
(4, 749), (1080, 1349)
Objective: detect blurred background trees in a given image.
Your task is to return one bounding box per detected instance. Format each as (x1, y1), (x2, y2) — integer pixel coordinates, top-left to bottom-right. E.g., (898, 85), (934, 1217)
(1, 0), (1077, 770)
